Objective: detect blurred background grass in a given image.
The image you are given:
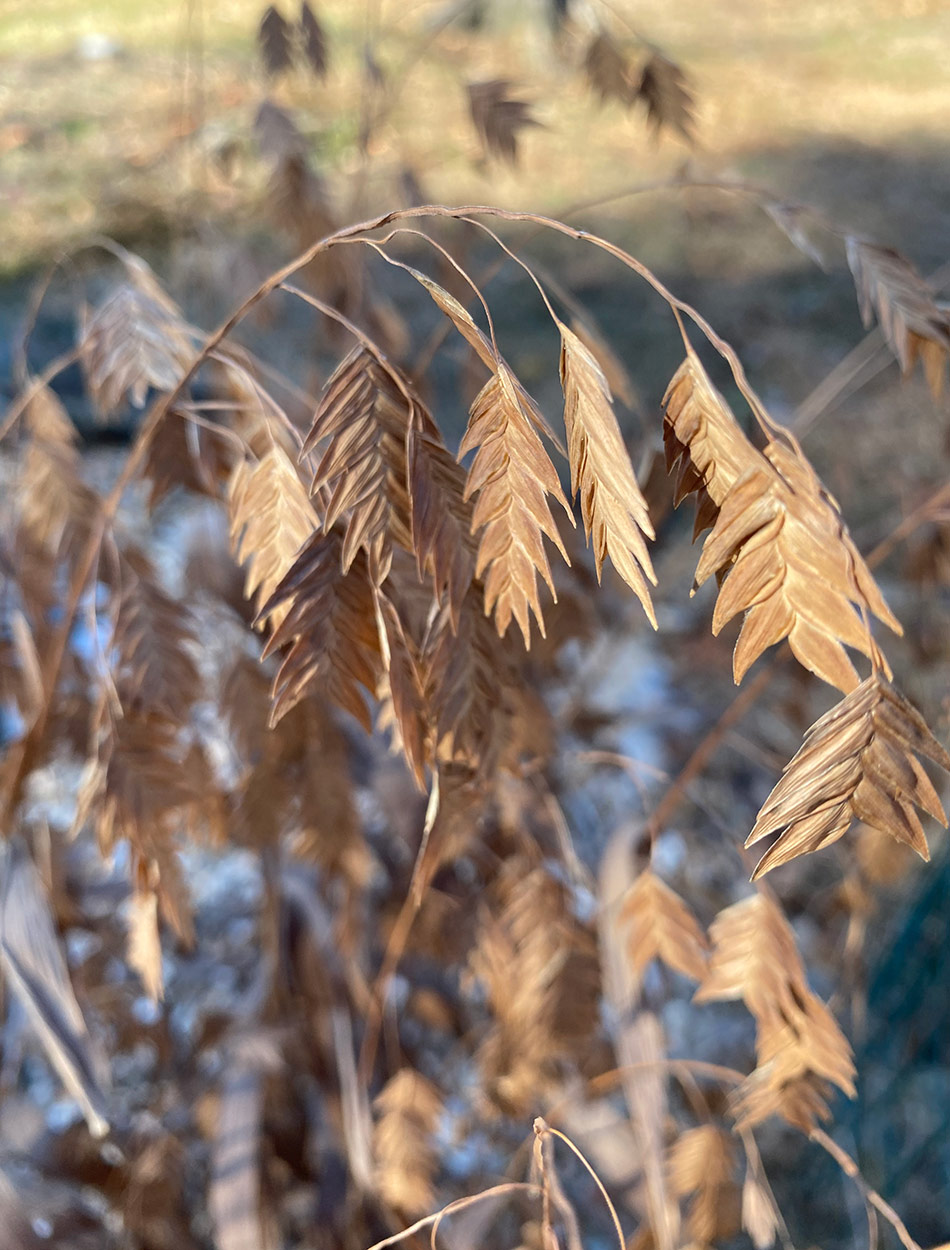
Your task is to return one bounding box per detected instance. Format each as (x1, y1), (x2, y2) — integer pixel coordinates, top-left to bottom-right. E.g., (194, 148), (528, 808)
(2, 0), (950, 272)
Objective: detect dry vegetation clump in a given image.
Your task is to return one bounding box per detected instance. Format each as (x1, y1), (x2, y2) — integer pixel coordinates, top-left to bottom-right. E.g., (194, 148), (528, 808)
(2, 3), (950, 1249)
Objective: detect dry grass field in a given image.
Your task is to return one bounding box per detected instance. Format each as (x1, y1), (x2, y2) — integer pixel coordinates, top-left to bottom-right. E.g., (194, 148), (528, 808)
(2, 0), (950, 268)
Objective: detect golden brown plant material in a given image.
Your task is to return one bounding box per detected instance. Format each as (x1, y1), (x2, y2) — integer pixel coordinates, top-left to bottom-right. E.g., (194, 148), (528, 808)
(558, 322), (657, 624)
(78, 259), (194, 417)
(747, 673), (950, 877)
(567, 314), (639, 409)
(696, 894), (855, 1130)
(847, 237), (950, 397)
(374, 587), (428, 787)
(637, 53), (695, 143)
(262, 531), (382, 728)
(0, 840), (111, 1137)
(4, 170), (948, 1248)
(467, 80), (542, 166)
(741, 1148), (781, 1250)
(209, 1034), (282, 1250)
(620, 869), (708, 983)
(23, 384), (77, 446)
(229, 446), (320, 630)
(127, 887), (163, 1002)
(583, 31), (635, 107)
(694, 441), (900, 691)
(461, 363), (572, 643)
(110, 559), (200, 723)
(140, 409), (233, 510)
(470, 860), (600, 1114)
(407, 422), (476, 628)
(667, 1124), (740, 1248)
(662, 348), (759, 538)
(303, 348), (421, 583)
(663, 349), (900, 690)
(373, 1069), (443, 1216)
(18, 440), (99, 568)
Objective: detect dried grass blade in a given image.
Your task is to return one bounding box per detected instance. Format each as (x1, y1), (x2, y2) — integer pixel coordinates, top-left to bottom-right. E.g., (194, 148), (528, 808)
(568, 315), (638, 409)
(662, 349), (766, 534)
(460, 363), (572, 644)
(18, 432), (100, 565)
(696, 894), (855, 1131)
(299, 1), (328, 78)
(422, 585), (515, 774)
(304, 349), (424, 582)
(467, 80), (541, 166)
(765, 202), (829, 270)
(746, 675), (950, 877)
(469, 860), (601, 1115)
(558, 323), (656, 624)
(258, 4), (294, 77)
(663, 352), (897, 686)
(731, 1071), (836, 1135)
(373, 1069), (443, 1216)
(0, 839), (110, 1138)
(584, 31), (635, 107)
(261, 531), (382, 728)
(694, 894), (804, 1023)
(599, 828), (679, 1250)
(128, 887), (163, 1002)
(694, 442), (900, 690)
(846, 237), (950, 397)
(667, 1125), (739, 1247)
(9, 609), (43, 730)
(375, 588), (428, 787)
(407, 425), (476, 628)
(620, 869), (708, 982)
(637, 53), (695, 143)
(24, 384), (77, 446)
(78, 258), (194, 417)
(140, 406), (232, 510)
(209, 1034), (281, 1250)
(740, 1147), (780, 1250)
(229, 447), (319, 630)
(403, 267), (497, 370)
(111, 561), (201, 723)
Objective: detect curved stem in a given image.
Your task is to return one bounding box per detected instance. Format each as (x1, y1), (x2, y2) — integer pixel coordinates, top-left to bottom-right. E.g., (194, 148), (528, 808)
(537, 1120), (627, 1250)
(353, 233), (500, 357)
(364, 1181), (539, 1250)
(810, 1128), (920, 1250)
